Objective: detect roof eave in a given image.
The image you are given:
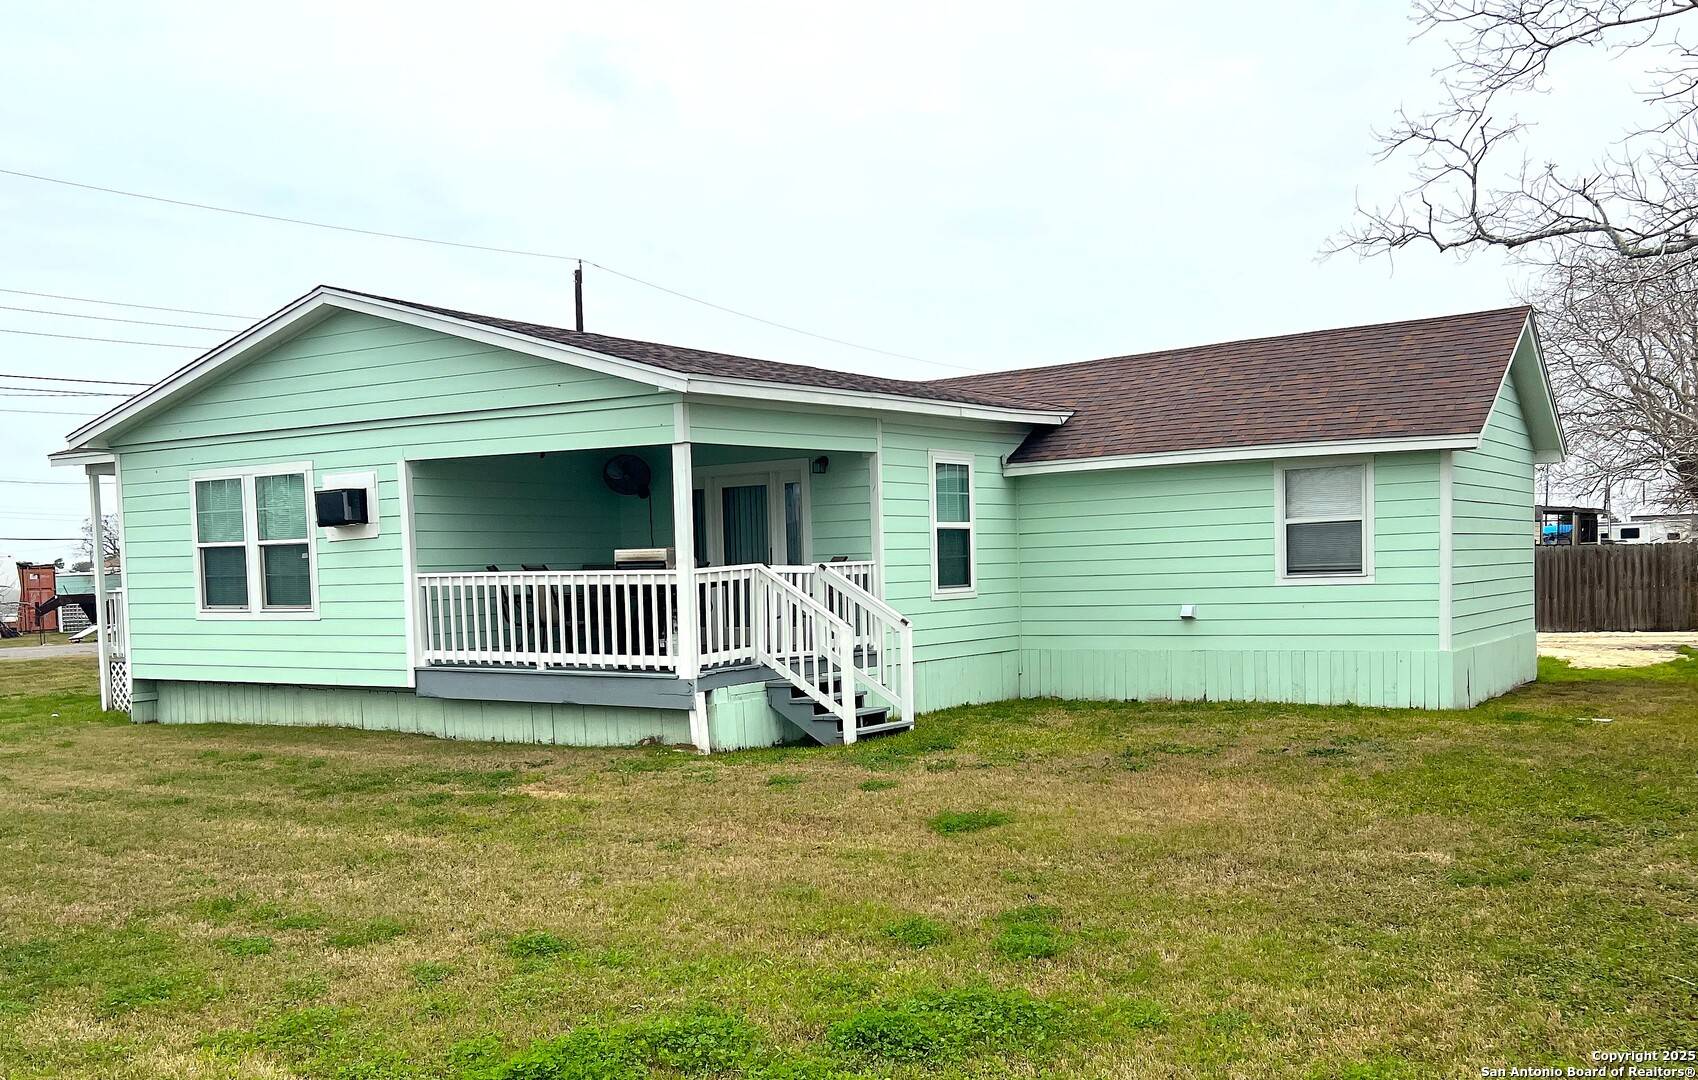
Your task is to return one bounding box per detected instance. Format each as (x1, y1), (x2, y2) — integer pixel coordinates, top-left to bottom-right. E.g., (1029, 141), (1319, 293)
(1000, 432), (1483, 477)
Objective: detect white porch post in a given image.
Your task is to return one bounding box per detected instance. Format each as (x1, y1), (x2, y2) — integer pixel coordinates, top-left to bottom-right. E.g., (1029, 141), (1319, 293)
(671, 411), (708, 752)
(88, 467), (112, 711)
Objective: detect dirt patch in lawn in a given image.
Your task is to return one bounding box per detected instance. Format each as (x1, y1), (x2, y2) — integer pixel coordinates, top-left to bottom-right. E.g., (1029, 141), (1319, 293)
(1538, 632), (1698, 668)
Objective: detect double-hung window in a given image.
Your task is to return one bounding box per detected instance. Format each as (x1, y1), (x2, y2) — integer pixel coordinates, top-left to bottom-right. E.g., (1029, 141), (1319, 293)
(1276, 461), (1373, 582)
(929, 451), (976, 598)
(193, 464), (317, 616)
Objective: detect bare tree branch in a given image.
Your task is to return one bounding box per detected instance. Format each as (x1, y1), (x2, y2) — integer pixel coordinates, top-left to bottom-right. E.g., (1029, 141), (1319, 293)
(1335, 0), (1698, 259)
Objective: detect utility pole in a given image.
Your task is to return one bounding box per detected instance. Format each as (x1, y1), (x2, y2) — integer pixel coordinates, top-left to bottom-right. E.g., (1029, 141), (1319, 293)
(574, 260), (585, 332)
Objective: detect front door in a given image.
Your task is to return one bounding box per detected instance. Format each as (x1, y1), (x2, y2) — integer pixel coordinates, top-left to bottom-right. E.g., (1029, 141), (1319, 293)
(695, 463), (809, 566)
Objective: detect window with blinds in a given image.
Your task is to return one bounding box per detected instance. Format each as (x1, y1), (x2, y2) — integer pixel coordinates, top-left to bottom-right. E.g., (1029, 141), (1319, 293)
(191, 467), (316, 615)
(1279, 463), (1371, 579)
(929, 451), (975, 596)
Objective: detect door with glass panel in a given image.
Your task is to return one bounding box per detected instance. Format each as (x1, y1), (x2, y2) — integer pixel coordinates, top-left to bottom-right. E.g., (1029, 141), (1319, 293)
(693, 464), (808, 567)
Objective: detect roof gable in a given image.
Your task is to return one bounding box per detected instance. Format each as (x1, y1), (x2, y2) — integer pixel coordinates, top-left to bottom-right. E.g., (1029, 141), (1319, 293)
(57, 287), (1071, 453)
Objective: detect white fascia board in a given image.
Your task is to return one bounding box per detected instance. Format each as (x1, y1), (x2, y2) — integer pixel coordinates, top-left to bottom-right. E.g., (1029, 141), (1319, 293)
(1510, 314), (1568, 461)
(59, 285), (1065, 454)
(49, 449), (115, 467)
(1001, 433), (1482, 476)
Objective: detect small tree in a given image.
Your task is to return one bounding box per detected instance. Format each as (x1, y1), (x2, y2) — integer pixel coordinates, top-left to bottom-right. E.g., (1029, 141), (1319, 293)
(80, 515), (120, 570)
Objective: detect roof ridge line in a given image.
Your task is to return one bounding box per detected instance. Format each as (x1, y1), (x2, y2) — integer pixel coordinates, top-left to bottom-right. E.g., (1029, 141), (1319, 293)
(929, 305), (1533, 387)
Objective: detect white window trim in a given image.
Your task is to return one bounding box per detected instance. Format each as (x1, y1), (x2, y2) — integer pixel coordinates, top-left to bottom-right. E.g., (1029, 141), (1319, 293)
(1273, 457), (1375, 586)
(928, 450), (978, 600)
(189, 461), (320, 620)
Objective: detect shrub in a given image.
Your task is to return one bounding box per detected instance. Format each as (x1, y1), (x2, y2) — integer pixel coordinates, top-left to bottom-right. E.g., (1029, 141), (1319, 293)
(926, 810), (1012, 836)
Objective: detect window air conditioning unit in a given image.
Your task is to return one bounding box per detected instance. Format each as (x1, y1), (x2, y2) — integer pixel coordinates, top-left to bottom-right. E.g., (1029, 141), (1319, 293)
(314, 487), (370, 528)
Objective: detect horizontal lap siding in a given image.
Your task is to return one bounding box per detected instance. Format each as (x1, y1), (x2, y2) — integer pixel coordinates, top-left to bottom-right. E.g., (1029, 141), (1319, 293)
(811, 453), (873, 561)
(1452, 375), (1535, 648)
(1015, 454), (1445, 706)
(113, 311), (675, 689)
(1449, 371), (1537, 704)
(412, 454), (633, 572)
(880, 419), (1027, 708)
(687, 402), (879, 453)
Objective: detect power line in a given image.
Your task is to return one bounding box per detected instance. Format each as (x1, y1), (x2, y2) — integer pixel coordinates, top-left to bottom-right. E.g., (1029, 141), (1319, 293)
(0, 165), (973, 372)
(0, 385), (130, 397)
(0, 303), (231, 332)
(0, 478), (81, 486)
(0, 372), (152, 387)
(0, 327), (211, 349)
(0, 407), (100, 416)
(0, 287), (253, 320)
(0, 536), (83, 542)
(586, 262), (941, 365)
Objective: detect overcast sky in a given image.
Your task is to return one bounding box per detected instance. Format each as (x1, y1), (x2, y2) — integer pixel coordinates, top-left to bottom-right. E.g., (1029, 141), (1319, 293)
(0, 2), (1634, 567)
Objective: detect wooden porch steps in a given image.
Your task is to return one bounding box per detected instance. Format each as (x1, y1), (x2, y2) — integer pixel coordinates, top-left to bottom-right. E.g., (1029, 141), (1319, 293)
(763, 679), (914, 746)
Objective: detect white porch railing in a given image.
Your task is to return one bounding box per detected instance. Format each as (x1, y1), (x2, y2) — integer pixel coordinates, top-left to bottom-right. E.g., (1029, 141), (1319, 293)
(751, 565), (860, 741)
(417, 570), (680, 671)
(697, 561), (875, 671)
(418, 562), (878, 674)
(104, 587), (126, 659)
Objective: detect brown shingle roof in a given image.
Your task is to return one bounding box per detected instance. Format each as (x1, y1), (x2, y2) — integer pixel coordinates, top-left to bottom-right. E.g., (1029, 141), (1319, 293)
(340, 288), (1053, 413)
(927, 306), (1533, 463)
(342, 289), (1532, 463)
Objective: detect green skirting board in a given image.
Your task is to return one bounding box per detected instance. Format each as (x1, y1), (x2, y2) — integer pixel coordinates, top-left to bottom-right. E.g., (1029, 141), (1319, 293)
(144, 680), (693, 746)
(131, 633), (1537, 749)
(1020, 636), (1536, 711)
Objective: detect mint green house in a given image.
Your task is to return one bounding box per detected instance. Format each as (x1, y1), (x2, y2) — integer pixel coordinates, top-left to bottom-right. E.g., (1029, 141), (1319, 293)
(52, 288), (1562, 750)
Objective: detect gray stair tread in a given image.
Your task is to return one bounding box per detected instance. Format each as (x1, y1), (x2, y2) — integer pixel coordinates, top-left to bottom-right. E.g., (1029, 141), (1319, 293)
(854, 720), (914, 735)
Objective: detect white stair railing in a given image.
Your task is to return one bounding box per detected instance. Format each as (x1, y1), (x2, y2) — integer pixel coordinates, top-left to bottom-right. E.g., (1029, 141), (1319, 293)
(812, 564), (914, 724)
(750, 564), (860, 743)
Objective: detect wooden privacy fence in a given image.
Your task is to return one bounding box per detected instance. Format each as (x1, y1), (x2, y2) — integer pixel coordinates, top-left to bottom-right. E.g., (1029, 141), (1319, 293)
(1535, 544), (1698, 631)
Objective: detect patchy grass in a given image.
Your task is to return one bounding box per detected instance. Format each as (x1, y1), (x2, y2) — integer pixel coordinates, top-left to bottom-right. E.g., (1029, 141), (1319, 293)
(0, 651), (1695, 1077)
(926, 809), (1013, 835)
(989, 904), (1069, 961)
(880, 915), (947, 949)
(504, 931), (574, 959)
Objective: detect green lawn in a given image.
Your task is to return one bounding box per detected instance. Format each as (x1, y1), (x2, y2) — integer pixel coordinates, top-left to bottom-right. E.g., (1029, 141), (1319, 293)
(1, 654), (1694, 1079)
(0, 631), (76, 650)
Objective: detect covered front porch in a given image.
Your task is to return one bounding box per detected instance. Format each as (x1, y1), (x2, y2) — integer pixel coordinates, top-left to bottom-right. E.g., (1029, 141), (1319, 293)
(403, 441), (911, 747)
